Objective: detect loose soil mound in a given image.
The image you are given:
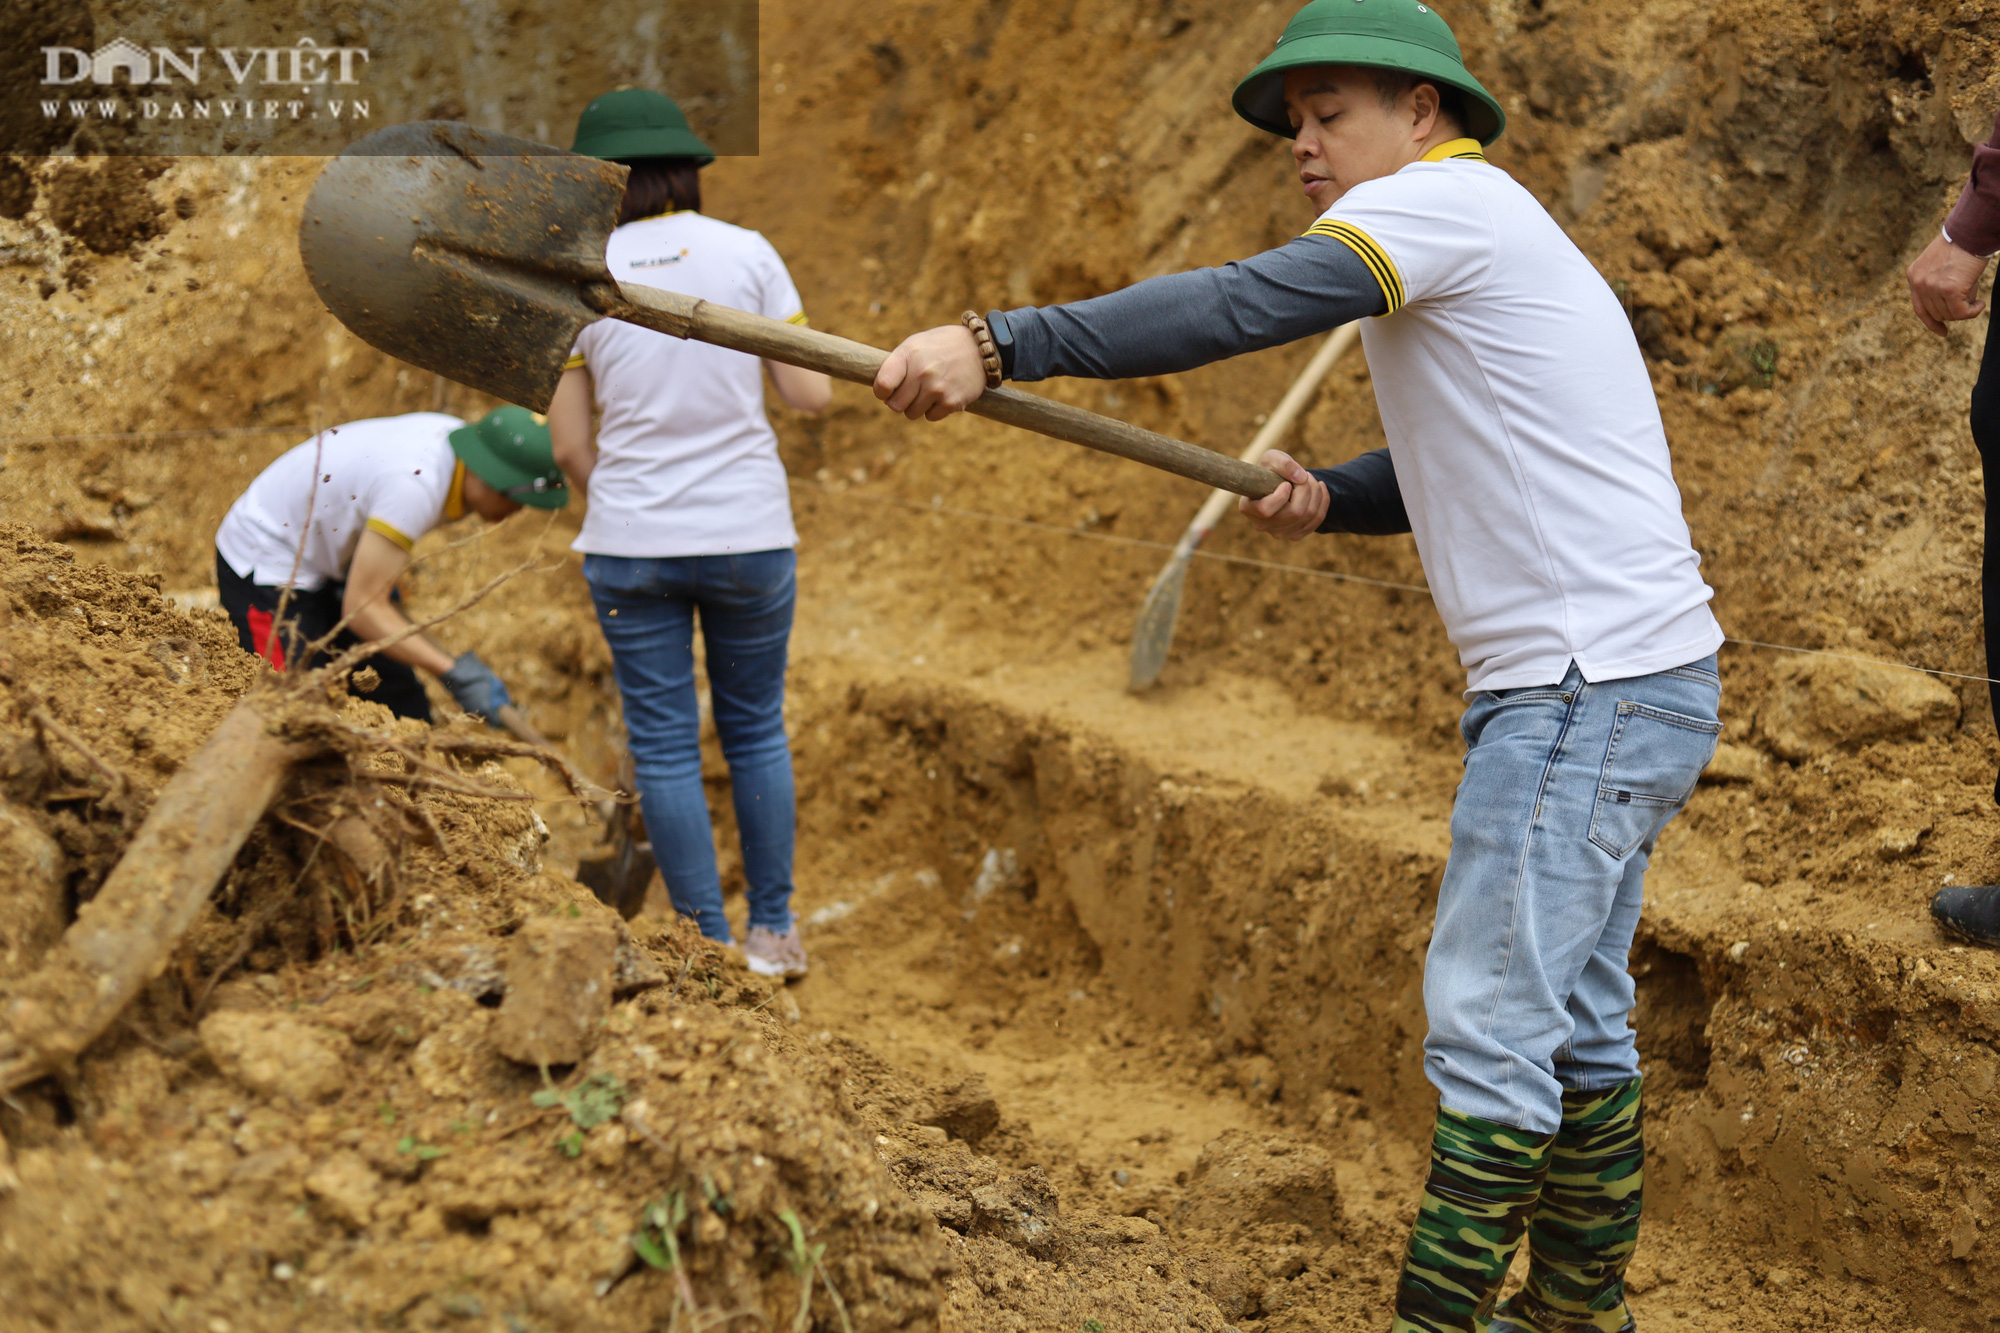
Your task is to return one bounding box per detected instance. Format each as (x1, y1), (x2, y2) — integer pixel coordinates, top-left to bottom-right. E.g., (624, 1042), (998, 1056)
(3, 0), (2000, 1329)
(0, 526), (948, 1331)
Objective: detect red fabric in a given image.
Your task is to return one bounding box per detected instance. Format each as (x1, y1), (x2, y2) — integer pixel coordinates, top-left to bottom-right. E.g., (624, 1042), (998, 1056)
(246, 606), (285, 669)
(1946, 108), (2000, 258)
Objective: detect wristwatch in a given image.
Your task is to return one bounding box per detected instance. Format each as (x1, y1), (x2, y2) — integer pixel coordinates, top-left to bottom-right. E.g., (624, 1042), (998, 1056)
(984, 309), (1016, 381)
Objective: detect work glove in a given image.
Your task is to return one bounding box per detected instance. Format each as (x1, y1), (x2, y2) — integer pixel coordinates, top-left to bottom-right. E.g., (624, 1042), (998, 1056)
(440, 651), (512, 725)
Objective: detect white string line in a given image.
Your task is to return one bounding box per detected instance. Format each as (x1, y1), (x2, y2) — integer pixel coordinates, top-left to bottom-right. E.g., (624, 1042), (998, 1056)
(1, 422), (1989, 688)
(1721, 639), (2000, 688)
(797, 476), (2000, 689)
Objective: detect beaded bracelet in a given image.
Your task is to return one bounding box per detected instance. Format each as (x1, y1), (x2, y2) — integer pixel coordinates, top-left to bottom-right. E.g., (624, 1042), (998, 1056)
(960, 310), (1004, 389)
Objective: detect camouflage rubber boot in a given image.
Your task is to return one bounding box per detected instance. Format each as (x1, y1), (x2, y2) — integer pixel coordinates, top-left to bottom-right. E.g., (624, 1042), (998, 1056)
(1489, 1076), (1644, 1333)
(1391, 1107), (1557, 1333)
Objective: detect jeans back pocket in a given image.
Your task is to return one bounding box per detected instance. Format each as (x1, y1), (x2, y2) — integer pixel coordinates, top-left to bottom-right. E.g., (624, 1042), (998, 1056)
(1588, 702), (1722, 859)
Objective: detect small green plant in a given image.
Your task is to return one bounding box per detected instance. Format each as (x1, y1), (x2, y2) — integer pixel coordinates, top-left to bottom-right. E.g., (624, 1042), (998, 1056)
(700, 1174), (733, 1217)
(532, 1070), (627, 1130)
(779, 1209), (853, 1333)
(556, 1130), (585, 1158)
(780, 1209), (824, 1333)
(1084, 1321), (1105, 1333)
(396, 1134), (445, 1161)
(376, 1102), (397, 1126)
(632, 1190), (689, 1274)
(1748, 338), (1779, 389)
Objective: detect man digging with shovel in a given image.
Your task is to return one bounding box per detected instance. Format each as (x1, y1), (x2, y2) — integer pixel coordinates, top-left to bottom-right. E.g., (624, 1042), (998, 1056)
(872, 2), (1722, 1329)
(216, 406), (567, 724)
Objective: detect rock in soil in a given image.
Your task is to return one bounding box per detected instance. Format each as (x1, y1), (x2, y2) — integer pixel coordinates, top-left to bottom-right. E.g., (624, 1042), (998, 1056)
(970, 1164), (1064, 1258)
(198, 1009), (354, 1104)
(1174, 1130), (1343, 1243)
(924, 1073), (1002, 1145)
(492, 914), (619, 1066)
(304, 1149), (382, 1230)
(1756, 656), (1960, 760)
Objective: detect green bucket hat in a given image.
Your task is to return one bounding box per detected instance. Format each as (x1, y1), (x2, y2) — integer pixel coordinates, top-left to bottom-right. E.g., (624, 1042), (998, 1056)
(448, 406), (569, 510)
(1233, 0), (1506, 146)
(572, 86), (716, 165)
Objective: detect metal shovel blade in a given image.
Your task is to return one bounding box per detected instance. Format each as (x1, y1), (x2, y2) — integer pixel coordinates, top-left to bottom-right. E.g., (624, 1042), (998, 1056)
(578, 833), (658, 921)
(1127, 547), (1193, 692)
(298, 120), (629, 412)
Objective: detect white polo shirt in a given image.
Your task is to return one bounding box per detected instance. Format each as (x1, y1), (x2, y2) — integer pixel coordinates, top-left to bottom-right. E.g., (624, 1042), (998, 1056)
(215, 412), (463, 589)
(1312, 141), (1723, 693)
(567, 211), (807, 558)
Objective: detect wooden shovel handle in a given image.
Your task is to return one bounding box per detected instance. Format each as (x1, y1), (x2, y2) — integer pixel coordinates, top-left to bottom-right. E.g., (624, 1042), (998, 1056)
(600, 282), (1282, 501)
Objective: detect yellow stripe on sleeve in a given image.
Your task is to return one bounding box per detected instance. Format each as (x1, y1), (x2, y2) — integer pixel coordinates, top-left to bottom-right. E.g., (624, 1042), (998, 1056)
(1301, 218), (1407, 313)
(784, 311), (810, 327)
(562, 352), (586, 370)
(365, 516), (415, 552)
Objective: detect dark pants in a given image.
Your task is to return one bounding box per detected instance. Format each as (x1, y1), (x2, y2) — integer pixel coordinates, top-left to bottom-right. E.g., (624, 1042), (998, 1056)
(1978, 315), (2000, 801)
(214, 549), (432, 722)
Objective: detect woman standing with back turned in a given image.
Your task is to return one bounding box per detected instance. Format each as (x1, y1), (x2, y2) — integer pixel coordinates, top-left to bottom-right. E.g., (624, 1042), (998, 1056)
(549, 88), (831, 977)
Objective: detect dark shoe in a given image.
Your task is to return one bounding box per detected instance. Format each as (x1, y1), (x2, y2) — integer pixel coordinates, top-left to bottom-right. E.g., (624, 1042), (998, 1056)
(1932, 886), (2000, 946)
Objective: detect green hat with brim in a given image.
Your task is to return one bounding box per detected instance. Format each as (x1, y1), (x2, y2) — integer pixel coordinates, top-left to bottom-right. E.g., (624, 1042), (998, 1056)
(1233, 0), (1506, 147)
(448, 406), (570, 511)
(572, 86), (715, 166)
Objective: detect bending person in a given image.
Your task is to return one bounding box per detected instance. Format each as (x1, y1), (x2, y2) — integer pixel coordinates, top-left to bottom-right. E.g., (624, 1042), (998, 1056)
(871, 3), (1723, 1329)
(1912, 105), (2000, 945)
(548, 88), (831, 977)
(215, 407), (567, 723)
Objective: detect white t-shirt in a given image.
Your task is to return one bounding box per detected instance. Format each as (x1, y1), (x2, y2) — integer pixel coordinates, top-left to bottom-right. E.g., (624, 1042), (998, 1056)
(215, 412), (462, 589)
(567, 211), (806, 557)
(1313, 142), (1723, 693)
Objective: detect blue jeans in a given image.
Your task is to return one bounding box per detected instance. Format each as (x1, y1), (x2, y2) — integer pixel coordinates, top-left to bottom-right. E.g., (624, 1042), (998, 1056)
(583, 550), (798, 943)
(1425, 655), (1721, 1134)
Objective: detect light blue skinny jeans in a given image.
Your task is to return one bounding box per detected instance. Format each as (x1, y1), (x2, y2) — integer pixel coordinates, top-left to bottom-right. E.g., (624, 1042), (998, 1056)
(1425, 655), (1721, 1135)
(583, 550), (798, 943)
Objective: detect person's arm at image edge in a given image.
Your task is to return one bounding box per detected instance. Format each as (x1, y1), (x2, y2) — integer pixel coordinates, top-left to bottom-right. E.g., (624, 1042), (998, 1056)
(1909, 108), (1999, 335)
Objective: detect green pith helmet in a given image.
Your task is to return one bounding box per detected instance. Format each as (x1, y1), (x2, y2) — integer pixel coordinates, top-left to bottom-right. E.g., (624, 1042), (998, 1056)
(448, 407), (569, 510)
(572, 86), (716, 165)
(1233, 0), (1506, 146)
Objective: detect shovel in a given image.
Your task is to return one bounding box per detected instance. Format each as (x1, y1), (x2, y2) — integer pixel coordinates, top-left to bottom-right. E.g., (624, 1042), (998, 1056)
(1127, 324), (1360, 691)
(494, 703), (656, 916)
(575, 738), (657, 920)
(298, 121), (1281, 500)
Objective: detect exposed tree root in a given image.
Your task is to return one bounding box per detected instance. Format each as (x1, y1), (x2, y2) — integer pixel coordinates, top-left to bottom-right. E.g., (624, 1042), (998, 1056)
(0, 690), (309, 1095)
(0, 550), (609, 1097)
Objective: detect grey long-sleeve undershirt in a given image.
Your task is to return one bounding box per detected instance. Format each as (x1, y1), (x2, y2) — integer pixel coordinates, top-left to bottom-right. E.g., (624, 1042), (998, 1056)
(995, 233), (1388, 382)
(989, 234), (1405, 536)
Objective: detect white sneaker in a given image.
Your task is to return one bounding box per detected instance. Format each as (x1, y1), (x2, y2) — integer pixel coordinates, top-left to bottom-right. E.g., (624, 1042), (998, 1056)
(743, 924), (808, 979)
